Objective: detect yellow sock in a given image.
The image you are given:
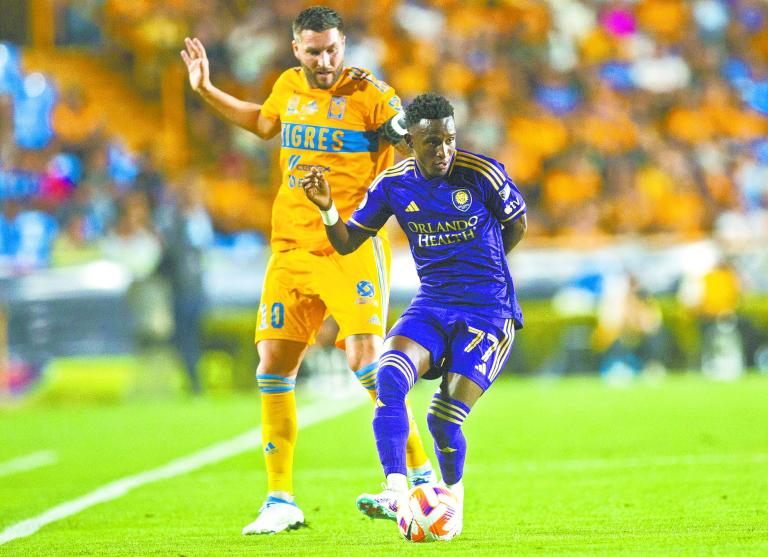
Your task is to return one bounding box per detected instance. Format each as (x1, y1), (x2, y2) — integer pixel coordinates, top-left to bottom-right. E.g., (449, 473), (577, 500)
(354, 363), (430, 471)
(405, 398), (430, 470)
(257, 374), (297, 495)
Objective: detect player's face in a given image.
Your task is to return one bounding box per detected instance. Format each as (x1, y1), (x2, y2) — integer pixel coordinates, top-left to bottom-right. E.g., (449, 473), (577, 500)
(292, 28), (345, 89)
(409, 117), (457, 178)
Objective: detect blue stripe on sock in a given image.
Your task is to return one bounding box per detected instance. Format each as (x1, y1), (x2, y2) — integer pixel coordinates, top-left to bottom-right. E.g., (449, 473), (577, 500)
(258, 386), (295, 393)
(355, 361), (378, 391)
(257, 373), (296, 393)
(354, 361), (378, 377)
(257, 374), (296, 384)
(355, 371), (376, 383)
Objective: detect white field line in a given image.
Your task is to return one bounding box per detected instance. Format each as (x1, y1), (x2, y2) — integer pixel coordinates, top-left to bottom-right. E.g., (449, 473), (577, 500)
(0, 451), (58, 478)
(0, 397), (365, 546)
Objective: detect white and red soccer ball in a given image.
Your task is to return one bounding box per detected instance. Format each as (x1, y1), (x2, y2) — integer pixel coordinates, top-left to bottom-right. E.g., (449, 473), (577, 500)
(396, 483), (460, 542)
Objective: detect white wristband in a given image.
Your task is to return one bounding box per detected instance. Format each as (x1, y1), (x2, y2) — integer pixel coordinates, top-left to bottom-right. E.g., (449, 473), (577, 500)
(320, 202), (339, 226)
(391, 111), (407, 136)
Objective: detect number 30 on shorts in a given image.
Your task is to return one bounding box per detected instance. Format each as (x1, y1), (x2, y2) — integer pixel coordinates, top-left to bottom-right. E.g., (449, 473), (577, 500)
(259, 302), (285, 330)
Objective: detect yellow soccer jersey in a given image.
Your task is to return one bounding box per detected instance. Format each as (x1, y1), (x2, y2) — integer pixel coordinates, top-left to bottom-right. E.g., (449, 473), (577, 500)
(260, 66), (402, 252)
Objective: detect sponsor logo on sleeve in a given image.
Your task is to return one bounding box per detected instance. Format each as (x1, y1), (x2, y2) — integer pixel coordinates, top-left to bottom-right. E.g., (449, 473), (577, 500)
(504, 198), (522, 214)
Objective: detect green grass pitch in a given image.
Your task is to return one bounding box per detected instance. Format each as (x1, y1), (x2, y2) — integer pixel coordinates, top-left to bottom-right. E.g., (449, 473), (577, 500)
(1, 373), (767, 556)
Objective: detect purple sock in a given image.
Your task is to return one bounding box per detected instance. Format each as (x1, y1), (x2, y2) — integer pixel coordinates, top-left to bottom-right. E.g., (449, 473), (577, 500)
(372, 350), (417, 477)
(427, 393), (470, 485)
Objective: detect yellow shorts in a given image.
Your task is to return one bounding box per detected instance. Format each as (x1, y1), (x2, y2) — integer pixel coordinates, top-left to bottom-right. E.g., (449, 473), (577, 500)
(254, 235), (391, 347)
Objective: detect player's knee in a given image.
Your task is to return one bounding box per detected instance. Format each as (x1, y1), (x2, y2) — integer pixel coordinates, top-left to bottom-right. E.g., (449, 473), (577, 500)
(344, 334), (381, 371)
(427, 394), (470, 449)
(427, 412), (459, 448)
(256, 358), (299, 378)
(376, 365), (408, 406)
(256, 341), (304, 377)
(376, 350), (417, 406)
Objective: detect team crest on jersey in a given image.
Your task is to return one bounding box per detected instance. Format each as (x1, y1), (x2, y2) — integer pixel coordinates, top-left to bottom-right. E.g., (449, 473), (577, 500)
(388, 95), (403, 111)
(452, 189), (472, 212)
(328, 96), (347, 120)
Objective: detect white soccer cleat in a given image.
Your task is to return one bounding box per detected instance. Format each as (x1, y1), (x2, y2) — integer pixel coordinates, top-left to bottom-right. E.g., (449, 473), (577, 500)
(453, 501), (464, 538)
(441, 482), (464, 538)
(242, 496), (305, 535)
(355, 487), (403, 521)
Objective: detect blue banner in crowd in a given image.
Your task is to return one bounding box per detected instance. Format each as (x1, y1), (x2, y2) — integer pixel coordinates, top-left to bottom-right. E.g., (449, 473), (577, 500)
(13, 73), (56, 150)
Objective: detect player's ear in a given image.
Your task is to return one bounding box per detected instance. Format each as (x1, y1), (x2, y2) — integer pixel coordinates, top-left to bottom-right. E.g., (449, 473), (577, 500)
(405, 134), (413, 148)
(291, 39), (300, 60)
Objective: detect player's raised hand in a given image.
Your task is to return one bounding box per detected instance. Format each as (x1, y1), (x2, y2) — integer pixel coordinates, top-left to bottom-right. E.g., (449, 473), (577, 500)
(180, 37), (211, 93)
(301, 168), (332, 210)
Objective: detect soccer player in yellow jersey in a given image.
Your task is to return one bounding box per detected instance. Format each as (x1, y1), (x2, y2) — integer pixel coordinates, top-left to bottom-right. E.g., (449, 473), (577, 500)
(180, 6), (434, 534)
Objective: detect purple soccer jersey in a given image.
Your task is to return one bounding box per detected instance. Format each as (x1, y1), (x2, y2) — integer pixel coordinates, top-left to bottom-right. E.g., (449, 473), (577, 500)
(348, 148), (526, 325)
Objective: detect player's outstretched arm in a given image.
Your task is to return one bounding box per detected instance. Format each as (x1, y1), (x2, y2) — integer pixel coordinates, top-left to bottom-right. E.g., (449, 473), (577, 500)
(301, 169), (370, 255)
(180, 37), (279, 139)
(502, 214), (527, 255)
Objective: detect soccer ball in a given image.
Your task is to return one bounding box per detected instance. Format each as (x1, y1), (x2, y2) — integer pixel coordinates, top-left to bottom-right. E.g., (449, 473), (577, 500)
(396, 483), (460, 542)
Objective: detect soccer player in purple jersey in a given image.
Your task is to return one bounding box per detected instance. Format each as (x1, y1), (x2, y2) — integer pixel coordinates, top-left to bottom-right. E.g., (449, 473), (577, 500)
(301, 93), (527, 536)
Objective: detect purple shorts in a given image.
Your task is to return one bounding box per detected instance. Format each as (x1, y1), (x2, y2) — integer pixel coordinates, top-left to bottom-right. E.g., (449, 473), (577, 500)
(387, 304), (516, 391)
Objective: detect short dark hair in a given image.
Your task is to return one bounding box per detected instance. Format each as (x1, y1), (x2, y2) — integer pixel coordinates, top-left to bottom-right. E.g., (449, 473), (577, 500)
(293, 6), (344, 39)
(404, 93), (454, 128)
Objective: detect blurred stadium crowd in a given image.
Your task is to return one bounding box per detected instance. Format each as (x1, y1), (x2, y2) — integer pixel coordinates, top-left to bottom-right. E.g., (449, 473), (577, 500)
(134, 0), (768, 241)
(1, 0), (768, 274)
(0, 0), (767, 398)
